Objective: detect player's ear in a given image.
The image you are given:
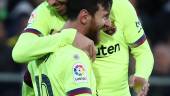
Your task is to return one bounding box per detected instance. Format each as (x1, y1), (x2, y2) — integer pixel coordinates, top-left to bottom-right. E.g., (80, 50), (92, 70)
(79, 9), (90, 25)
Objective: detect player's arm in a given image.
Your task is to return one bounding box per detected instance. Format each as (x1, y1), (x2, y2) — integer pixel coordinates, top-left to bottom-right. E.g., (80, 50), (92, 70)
(112, 0), (154, 95)
(62, 52), (96, 96)
(22, 69), (35, 96)
(12, 30), (76, 63)
(112, 0), (154, 80)
(12, 10), (96, 63)
(12, 8), (76, 63)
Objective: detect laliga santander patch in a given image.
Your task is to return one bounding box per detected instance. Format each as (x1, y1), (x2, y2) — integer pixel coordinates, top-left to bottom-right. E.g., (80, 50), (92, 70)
(73, 64), (88, 83)
(28, 11), (36, 24)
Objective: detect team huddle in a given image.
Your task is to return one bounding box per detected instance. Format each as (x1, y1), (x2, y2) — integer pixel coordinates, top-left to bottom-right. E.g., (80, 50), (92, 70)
(12, 0), (154, 96)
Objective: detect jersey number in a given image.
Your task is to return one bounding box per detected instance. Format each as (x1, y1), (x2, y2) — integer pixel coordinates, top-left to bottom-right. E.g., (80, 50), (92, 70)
(35, 74), (54, 96)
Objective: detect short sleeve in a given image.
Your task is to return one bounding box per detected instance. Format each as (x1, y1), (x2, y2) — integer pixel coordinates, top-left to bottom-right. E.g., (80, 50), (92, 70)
(111, 0), (146, 47)
(63, 51), (95, 96)
(25, 3), (50, 35)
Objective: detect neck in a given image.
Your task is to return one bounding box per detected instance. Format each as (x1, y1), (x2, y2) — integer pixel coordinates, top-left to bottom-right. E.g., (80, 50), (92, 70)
(63, 20), (87, 35)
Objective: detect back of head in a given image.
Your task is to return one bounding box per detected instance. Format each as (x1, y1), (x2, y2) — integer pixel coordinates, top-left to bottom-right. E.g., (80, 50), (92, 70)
(66, 0), (100, 20)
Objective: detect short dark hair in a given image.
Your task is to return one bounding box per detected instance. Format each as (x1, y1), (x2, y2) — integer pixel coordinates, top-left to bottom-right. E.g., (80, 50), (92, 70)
(101, 0), (113, 12)
(66, 0), (101, 20)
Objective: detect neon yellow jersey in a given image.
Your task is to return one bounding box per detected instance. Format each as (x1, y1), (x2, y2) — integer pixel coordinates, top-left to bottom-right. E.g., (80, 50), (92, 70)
(28, 29), (96, 96)
(12, 1), (76, 63)
(25, 1), (65, 36)
(22, 82), (35, 96)
(93, 0), (153, 95)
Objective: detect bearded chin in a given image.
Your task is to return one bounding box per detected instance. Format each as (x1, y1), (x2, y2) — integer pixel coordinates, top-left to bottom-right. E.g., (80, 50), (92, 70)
(86, 30), (100, 45)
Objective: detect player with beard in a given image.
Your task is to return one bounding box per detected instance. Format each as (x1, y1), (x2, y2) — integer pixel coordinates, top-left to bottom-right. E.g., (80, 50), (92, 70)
(26, 0), (108, 95)
(93, 0), (154, 96)
(12, 0), (97, 65)
(12, 0), (153, 96)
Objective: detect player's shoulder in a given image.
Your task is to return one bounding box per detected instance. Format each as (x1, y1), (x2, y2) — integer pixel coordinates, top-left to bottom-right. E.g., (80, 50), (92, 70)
(110, 0), (131, 23)
(112, 0), (129, 5)
(52, 28), (90, 61)
(59, 28), (85, 54)
(52, 46), (89, 65)
(59, 45), (88, 59)
(32, 2), (48, 13)
(111, 0), (132, 12)
(32, 1), (55, 17)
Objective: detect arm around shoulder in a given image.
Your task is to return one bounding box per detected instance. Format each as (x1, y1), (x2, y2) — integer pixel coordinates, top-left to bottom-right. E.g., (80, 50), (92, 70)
(12, 30), (76, 63)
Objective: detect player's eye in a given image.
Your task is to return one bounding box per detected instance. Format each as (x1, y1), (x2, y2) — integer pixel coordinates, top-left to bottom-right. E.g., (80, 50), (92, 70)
(104, 13), (109, 19)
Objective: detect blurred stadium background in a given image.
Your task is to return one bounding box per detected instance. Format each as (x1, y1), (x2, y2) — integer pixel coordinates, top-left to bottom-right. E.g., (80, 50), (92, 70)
(0, 0), (170, 96)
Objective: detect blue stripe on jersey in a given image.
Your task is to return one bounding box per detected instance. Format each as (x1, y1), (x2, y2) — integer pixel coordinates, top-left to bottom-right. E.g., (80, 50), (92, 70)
(24, 28), (43, 36)
(129, 34), (146, 48)
(67, 87), (92, 96)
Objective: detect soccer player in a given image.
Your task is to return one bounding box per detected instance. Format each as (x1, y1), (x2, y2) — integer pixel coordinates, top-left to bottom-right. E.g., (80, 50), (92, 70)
(12, 0), (95, 95)
(12, 0), (109, 96)
(93, 0), (154, 96)
(12, 0), (96, 63)
(13, 0), (153, 96)
(26, 0), (109, 95)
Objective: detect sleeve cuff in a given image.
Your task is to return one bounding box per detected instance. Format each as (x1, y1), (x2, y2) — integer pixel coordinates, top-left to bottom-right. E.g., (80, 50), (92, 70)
(67, 87), (92, 96)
